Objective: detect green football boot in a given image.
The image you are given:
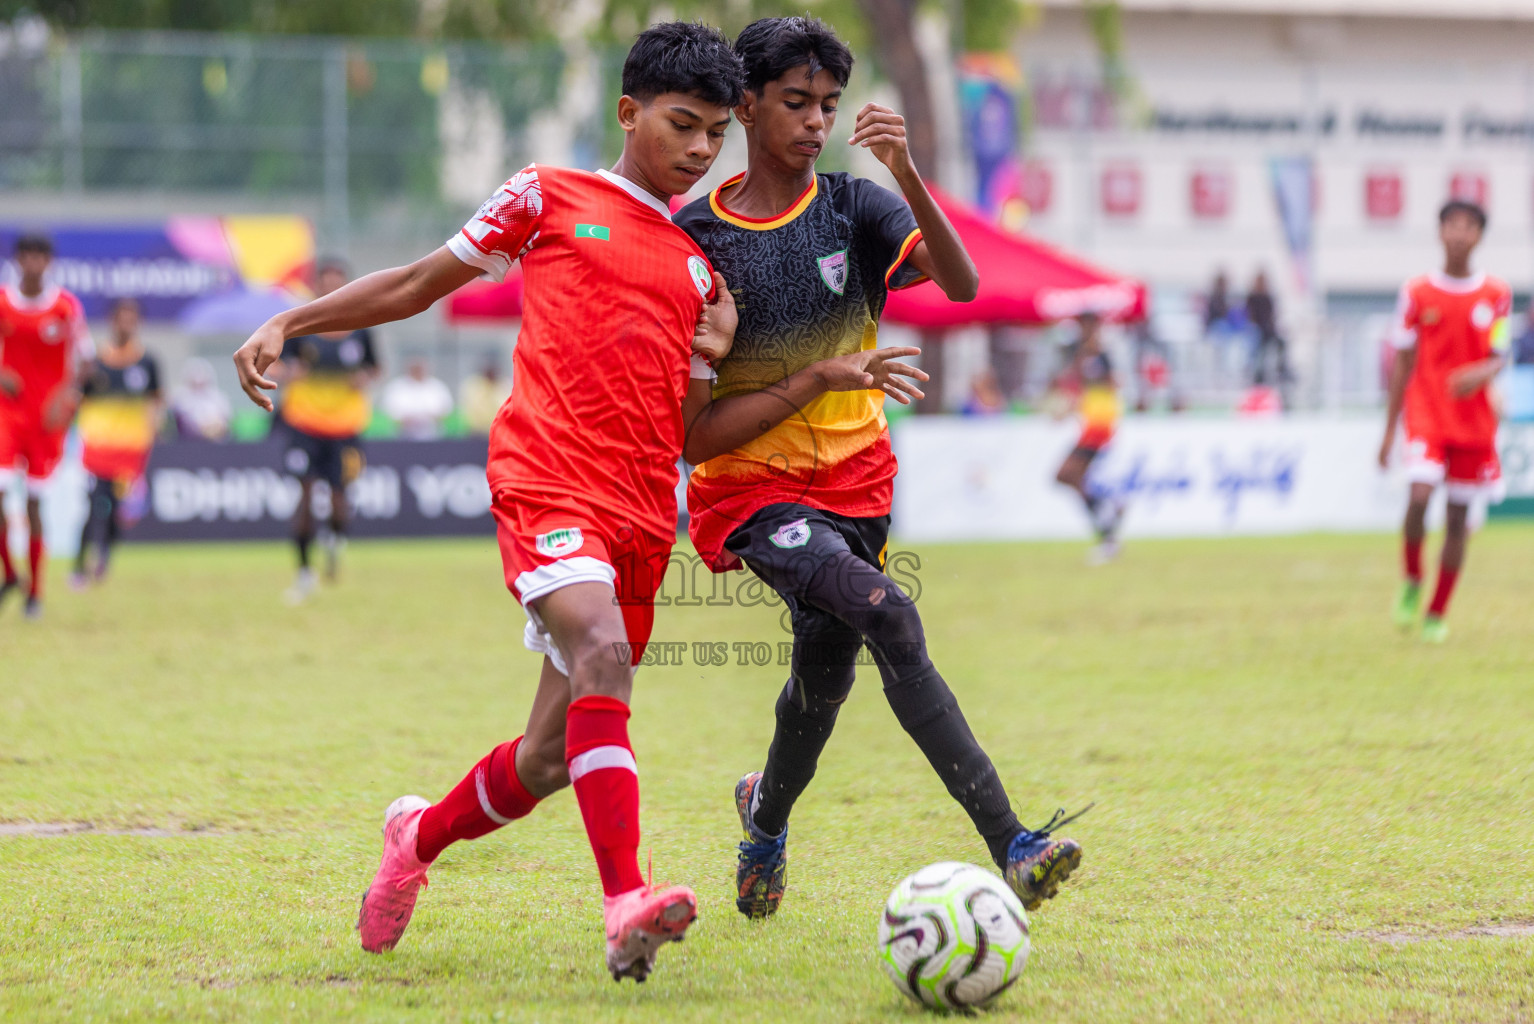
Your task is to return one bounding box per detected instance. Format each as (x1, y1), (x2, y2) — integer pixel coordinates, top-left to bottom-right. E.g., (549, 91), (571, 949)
(1392, 581), (1421, 630)
(1421, 616), (1449, 644)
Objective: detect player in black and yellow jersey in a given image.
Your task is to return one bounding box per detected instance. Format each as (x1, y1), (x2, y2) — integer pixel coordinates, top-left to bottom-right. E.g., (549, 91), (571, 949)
(72, 298), (161, 587)
(274, 260), (379, 601)
(675, 17), (1087, 923)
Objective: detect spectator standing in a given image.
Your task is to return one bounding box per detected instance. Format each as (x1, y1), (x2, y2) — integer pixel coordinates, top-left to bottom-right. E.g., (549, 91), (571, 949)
(1245, 270), (1293, 406)
(960, 368), (1008, 417)
(459, 356), (512, 435)
(381, 358), (455, 440)
(170, 358), (232, 440)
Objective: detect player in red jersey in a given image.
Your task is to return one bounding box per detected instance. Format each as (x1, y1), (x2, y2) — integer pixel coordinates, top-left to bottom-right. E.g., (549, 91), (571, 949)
(233, 23), (923, 982)
(1380, 200), (1511, 644)
(0, 235), (94, 619)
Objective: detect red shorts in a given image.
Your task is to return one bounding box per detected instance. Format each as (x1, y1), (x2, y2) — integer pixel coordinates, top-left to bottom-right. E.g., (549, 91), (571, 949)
(1404, 432), (1501, 503)
(1076, 423), (1115, 453)
(493, 490), (673, 669)
(0, 414), (67, 486)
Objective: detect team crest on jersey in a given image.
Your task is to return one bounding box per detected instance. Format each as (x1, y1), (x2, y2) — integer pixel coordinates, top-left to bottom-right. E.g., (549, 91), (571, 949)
(124, 365), (150, 393)
(1471, 302), (1495, 329)
(536, 527), (584, 557)
(1421, 307), (1441, 326)
(817, 249), (848, 296)
(40, 320), (63, 343)
(769, 518), (811, 549)
(339, 338), (364, 366)
(687, 255), (712, 298)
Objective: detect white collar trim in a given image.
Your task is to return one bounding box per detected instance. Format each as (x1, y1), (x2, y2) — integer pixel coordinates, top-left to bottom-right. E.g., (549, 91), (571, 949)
(1428, 270), (1486, 294)
(596, 168), (672, 220)
(4, 284), (61, 309)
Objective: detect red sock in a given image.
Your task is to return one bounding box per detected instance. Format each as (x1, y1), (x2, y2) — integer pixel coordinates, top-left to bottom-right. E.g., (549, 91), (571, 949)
(566, 694), (644, 897)
(1427, 567), (1460, 618)
(0, 532), (14, 583)
(415, 737), (539, 863)
(1403, 536), (1424, 584)
(27, 535), (43, 598)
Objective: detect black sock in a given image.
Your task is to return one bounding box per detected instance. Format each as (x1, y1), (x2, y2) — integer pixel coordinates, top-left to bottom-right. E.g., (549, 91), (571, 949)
(797, 551), (1023, 866)
(753, 613), (862, 838)
(295, 534), (312, 569)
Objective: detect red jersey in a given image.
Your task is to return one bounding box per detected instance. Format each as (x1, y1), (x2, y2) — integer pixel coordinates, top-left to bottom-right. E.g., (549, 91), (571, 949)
(447, 165), (716, 542)
(1391, 271), (1511, 446)
(0, 285), (93, 421)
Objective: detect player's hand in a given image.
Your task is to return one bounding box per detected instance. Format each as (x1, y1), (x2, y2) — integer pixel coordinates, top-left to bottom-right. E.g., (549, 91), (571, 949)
(1446, 363), (1493, 399)
(848, 103), (916, 178)
(1377, 435), (1393, 470)
(233, 320), (288, 411)
(814, 346), (928, 405)
(693, 271), (736, 366)
(42, 386), (80, 431)
(0, 366), (21, 399)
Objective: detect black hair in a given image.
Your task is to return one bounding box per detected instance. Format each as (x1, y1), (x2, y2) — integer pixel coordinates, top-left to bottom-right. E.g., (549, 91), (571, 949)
(110, 296), (140, 314)
(622, 22), (744, 108)
(14, 234), (52, 257)
(734, 16), (854, 94)
(1440, 199), (1487, 230)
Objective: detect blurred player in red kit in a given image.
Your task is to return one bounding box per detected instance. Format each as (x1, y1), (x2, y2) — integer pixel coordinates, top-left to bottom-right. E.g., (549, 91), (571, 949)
(232, 23), (921, 983)
(1380, 200), (1511, 643)
(0, 234), (94, 619)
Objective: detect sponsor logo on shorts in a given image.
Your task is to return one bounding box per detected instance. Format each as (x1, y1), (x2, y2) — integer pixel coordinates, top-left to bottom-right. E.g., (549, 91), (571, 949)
(769, 518), (811, 549)
(687, 255), (712, 298)
(817, 249), (848, 295)
(1471, 301), (1495, 330)
(536, 527), (584, 557)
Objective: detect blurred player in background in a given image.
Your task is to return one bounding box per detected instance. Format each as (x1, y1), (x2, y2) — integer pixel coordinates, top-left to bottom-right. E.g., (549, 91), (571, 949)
(1380, 200), (1510, 644)
(0, 234), (93, 619)
(1052, 313), (1125, 563)
(72, 298), (161, 588)
(236, 22), (755, 983)
(273, 259), (379, 602)
(676, 17), (1085, 923)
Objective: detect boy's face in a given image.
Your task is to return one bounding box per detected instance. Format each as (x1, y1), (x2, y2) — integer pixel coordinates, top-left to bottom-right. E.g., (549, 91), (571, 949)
(15, 250), (50, 283)
(619, 92), (731, 197)
(742, 65), (843, 175)
(111, 302), (139, 340)
(1440, 210), (1483, 263)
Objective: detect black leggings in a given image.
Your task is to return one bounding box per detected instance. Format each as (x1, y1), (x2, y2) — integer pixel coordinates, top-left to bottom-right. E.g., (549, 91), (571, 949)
(75, 477), (122, 576)
(744, 542), (1024, 867)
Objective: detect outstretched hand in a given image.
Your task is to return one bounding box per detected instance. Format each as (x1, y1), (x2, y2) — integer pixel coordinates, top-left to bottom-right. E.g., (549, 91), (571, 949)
(814, 346), (928, 405)
(693, 271), (737, 367)
(232, 321), (288, 411)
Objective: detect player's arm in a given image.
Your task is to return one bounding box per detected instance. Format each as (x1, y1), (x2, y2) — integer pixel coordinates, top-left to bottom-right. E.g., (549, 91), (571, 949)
(234, 248), (478, 410)
(849, 103), (978, 302)
(1380, 286), (1418, 468)
(1447, 310), (1512, 399)
(681, 346), (927, 466)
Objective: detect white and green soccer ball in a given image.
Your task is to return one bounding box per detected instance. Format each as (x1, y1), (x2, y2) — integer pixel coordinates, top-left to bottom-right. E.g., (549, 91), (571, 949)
(876, 861), (1031, 1011)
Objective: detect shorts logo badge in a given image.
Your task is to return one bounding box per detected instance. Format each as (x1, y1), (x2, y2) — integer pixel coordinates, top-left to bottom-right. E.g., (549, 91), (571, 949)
(535, 527), (583, 557)
(817, 249), (848, 296)
(687, 255), (712, 298)
(769, 518), (811, 549)
(1471, 302), (1494, 329)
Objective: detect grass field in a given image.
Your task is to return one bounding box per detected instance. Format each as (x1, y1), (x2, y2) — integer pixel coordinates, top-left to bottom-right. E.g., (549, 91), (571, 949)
(3, 528), (1534, 1023)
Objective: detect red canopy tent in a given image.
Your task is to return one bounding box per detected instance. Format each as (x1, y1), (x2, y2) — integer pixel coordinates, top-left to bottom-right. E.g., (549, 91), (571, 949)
(445, 266), (524, 322)
(884, 185), (1148, 328)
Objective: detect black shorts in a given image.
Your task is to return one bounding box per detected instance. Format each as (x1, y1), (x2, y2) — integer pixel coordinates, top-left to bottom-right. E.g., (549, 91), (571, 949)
(725, 503), (890, 641)
(281, 427), (364, 490)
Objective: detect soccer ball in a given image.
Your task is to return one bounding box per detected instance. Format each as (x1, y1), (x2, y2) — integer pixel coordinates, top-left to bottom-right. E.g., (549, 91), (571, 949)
(876, 862), (1031, 1011)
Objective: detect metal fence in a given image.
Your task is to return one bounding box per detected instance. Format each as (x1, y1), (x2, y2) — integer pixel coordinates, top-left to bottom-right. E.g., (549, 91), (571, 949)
(0, 30), (610, 245)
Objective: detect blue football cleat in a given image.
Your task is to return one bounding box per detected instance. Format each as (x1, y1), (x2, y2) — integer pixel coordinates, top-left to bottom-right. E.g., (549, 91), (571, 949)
(734, 771), (787, 919)
(1004, 805), (1091, 911)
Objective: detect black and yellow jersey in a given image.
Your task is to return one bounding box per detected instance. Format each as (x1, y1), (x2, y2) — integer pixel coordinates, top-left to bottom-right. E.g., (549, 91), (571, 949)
(78, 350), (160, 481)
(278, 330), (378, 440)
(675, 171), (925, 569)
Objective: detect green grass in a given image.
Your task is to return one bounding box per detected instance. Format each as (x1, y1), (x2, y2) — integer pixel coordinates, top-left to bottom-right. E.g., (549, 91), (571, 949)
(3, 528), (1534, 1023)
